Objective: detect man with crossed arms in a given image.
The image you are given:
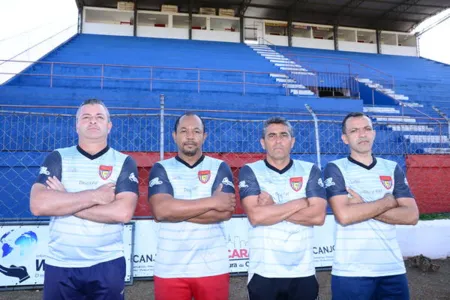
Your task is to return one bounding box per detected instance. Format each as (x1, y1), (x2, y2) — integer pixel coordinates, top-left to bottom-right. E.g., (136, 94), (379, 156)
(239, 116), (327, 300)
(149, 113), (236, 300)
(324, 112), (419, 300)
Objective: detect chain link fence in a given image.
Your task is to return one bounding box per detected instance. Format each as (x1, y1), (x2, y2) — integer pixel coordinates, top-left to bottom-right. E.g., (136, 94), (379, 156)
(1, 105), (449, 220)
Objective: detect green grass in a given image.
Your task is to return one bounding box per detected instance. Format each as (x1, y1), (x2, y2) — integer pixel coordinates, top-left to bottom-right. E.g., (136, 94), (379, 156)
(419, 213), (450, 221)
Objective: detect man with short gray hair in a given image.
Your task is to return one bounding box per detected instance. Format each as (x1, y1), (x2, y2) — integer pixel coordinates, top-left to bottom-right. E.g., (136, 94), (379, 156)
(30, 99), (139, 300)
(239, 116), (327, 300)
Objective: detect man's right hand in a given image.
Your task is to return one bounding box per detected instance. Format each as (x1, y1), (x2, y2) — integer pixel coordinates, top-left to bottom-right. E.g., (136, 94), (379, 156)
(92, 183), (116, 205)
(211, 184), (236, 212)
(258, 191), (275, 206)
(383, 193), (398, 208)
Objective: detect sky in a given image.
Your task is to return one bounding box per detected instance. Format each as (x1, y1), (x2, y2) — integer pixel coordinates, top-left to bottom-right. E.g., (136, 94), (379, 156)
(412, 8), (450, 65)
(0, 0), (448, 64)
(0, 0), (78, 62)
(0, 0), (77, 41)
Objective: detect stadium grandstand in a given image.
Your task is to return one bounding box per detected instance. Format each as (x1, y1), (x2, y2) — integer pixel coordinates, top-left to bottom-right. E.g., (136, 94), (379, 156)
(0, 0), (449, 295)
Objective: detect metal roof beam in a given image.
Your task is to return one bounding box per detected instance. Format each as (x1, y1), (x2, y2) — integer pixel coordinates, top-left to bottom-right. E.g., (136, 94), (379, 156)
(336, 0), (365, 14)
(369, 0), (422, 27)
(75, 0), (84, 10)
(334, 0), (366, 24)
(362, 0), (447, 9)
(239, 0), (253, 16)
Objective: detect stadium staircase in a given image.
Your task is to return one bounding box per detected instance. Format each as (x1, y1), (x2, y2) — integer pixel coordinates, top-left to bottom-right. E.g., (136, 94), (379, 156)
(267, 45), (450, 154)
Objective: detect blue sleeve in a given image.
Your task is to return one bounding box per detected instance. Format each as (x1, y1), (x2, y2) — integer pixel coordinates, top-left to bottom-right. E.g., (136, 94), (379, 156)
(306, 165), (327, 199)
(116, 156), (139, 195)
(211, 162), (235, 194)
(393, 164), (414, 198)
(323, 163), (347, 199)
(35, 151), (62, 185)
(148, 163), (174, 197)
(238, 165), (260, 200)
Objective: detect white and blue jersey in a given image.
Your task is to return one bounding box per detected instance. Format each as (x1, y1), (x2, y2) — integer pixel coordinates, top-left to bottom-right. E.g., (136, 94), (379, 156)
(239, 159), (326, 279)
(35, 145), (139, 268)
(324, 156), (414, 277)
(148, 155), (235, 278)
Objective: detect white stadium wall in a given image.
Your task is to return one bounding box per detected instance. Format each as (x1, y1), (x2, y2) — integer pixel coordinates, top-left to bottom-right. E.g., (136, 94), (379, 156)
(264, 35), (289, 46)
(83, 23), (133, 36)
(292, 37), (334, 50)
(137, 26), (189, 40)
(192, 30), (240, 43)
(381, 45), (418, 56)
(82, 6), (134, 37)
(339, 41), (377, 54)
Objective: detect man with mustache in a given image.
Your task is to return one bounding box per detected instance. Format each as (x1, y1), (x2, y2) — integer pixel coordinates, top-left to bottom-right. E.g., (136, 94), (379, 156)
(239, 116), (327, 300)
(324, 112), (419, 300)
(30, 99), (139, 299)
(148, 113), (236, 300)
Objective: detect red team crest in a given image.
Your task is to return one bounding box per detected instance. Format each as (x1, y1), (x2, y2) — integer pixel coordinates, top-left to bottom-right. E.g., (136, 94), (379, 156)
(198, 170), (211, 184)
(289, 177), (303, 192)
(380, 176), (393, 189)
(99, 165), (113, 180)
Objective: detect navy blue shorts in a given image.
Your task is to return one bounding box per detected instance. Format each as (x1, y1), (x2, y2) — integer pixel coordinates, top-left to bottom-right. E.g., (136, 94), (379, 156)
(332, 274), (410, 300)
(43, 256), (126, 300)
(247, 273), (319, 300)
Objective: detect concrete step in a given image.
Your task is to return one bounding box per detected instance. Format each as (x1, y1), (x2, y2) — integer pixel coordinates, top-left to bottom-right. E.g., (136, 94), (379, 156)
(262, 55), (287, 59)
(275, 63), (302, 68)
(388, 125), (434, 132)
(375, 117), (416, 123)
(364, 107), (400, 114)
(256, 50), (277, 55)
(249, 45), (270, 49)
(393, 94), (409, 100)
(270, 73), (288, 78)
(276, 78), (296, 83)
(280, 67), (308, 71)
(368, 83), (382, 89)
(379, 88), (395, 94)
(404, 135), (449, 144)
(270, 59), (295, 64)
(402, 102), (423, 107)
(283, 83), (306, 88)
(424, 148), (450, 154)
(291, 71), (316, 76)
(290, 89), (315, 96)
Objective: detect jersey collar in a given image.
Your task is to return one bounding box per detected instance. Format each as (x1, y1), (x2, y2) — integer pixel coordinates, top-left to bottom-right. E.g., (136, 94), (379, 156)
(347, 154), (377, 170)
(77, 145), (110, 160)
(264, 159), (293, 174)
(175, 155), (205, 169)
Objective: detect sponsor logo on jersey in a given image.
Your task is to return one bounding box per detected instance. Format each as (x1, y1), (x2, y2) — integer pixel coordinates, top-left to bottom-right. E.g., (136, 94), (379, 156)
(39, 167), (50, 176)
(318, 178), (324, 188)
(238, 181), (248, 189)
(222, 177), (234, 187)
(129, 172), (139, 183)
(149, 177), (162, 187)
(324, 177), (335, 188)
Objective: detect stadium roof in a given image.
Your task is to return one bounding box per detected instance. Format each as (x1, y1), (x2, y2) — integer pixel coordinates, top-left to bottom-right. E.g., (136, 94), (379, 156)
(75, 0), (450, 32)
